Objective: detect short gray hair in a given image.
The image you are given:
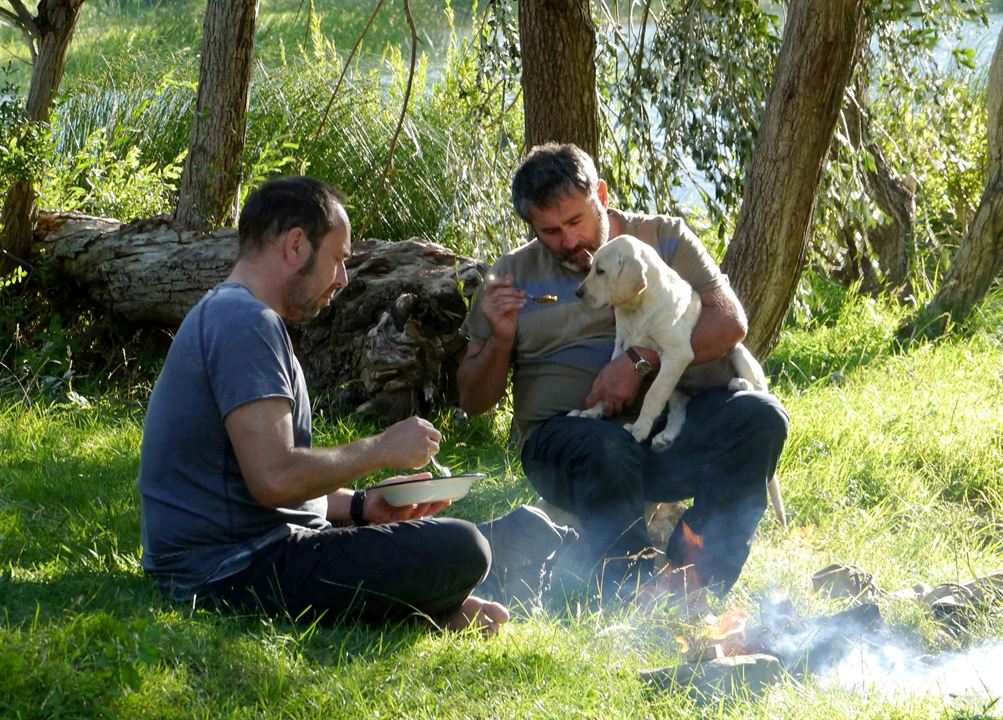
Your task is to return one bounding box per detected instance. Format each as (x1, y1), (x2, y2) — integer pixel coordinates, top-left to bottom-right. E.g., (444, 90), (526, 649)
(511, 143), (599, 222)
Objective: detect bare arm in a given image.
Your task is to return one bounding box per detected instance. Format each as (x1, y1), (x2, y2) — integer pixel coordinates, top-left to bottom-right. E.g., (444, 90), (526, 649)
(225, 397), (441, 508)
(690, 284), (747, 364)
(457, 273), (525, 416)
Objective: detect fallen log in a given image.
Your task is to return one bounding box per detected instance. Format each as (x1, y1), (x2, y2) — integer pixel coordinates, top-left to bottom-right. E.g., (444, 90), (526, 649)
(33, 212), (487, 422)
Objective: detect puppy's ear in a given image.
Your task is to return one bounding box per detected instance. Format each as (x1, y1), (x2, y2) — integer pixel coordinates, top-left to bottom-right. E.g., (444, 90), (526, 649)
(613, 254), (647, 306)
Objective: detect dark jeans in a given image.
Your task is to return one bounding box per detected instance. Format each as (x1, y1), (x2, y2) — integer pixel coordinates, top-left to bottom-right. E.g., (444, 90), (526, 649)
(203, 517), (491, 624)
(522, 388), (788, 596)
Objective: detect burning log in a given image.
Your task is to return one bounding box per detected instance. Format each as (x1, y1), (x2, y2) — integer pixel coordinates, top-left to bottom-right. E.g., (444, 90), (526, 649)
(639, 654), (783, 699)
(752, 603), (887, 676)
(642, 569), (1003, 702)
(642, 601), (887, 699)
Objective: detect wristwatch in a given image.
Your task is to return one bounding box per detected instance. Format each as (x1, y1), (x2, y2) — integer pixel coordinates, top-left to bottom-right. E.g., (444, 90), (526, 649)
(626, 347), (652, 377)
(350, 489), (369, 526)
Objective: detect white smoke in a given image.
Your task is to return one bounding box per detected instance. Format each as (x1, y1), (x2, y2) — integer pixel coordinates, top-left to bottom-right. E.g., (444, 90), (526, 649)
(821, 639), (1003, 707)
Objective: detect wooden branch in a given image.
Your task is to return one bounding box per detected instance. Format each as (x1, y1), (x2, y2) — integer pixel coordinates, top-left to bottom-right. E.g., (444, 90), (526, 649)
(0, 1), (39, 60)
(7, 0), (36, 33)
(311, 0), (386, 144)
(358, 0), (419, 238)
(8, 0), (38, 37)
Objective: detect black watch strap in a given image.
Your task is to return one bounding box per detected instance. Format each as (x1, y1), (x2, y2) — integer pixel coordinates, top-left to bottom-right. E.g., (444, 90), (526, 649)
(350, 489), (368, 526)
(625, 347), (643, 364)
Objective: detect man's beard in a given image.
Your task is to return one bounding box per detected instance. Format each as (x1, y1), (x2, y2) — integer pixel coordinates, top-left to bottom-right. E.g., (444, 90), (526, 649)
(284, 257), (326, 324)
(559, 203), (609, 273)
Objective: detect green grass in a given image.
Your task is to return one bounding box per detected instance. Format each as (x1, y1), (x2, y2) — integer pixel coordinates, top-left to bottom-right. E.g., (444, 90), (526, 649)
(0, 0), (477, 88)
(2, 288), (1002, 718)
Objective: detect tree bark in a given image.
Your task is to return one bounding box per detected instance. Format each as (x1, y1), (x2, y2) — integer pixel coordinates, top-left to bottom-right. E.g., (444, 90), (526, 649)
(36, 213), (486, 422)
(912, 27), (1003, 333)
(1, 0), (84, 276)
(173, 0), (258, 231)
(518, 0), (599, 157)
(722, 0), (866, 358)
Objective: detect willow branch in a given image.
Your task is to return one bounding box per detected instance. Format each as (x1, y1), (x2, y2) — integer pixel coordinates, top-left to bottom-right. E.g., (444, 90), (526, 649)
(360, 0), (419, 238)
(311, 0), (386, 144)
(0, 1), (39, 61)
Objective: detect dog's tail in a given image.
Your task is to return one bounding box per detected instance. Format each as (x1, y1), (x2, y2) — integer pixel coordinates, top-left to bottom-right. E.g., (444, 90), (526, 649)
(729, 344), (768, 392)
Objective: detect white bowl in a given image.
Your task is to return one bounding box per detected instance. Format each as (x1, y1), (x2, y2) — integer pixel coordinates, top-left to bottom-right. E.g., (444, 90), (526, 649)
(370, 473), (486, 507)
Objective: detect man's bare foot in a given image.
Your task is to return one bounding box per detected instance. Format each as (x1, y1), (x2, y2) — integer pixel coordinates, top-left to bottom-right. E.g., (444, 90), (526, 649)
(443, 595), (511, 636)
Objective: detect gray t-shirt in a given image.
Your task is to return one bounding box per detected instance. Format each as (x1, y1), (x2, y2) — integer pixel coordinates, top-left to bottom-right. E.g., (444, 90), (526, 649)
(464, 210), (725, 442)
(137, 283), (329, 600)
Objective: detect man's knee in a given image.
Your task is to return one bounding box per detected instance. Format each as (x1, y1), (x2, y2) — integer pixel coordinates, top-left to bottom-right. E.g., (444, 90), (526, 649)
(756, 393), (789, 445)
(582, 424), (646, 478)
(730, 391), (789, 447)
(433, 518), (491, 588)
(524, 418), (645, 504)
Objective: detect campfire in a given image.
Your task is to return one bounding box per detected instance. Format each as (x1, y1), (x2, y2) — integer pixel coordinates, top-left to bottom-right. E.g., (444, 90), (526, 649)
(640, 564), (1003, 702)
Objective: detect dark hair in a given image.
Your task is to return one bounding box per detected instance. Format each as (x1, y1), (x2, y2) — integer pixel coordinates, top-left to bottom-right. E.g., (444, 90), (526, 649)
(237, 176), (347, 257)
(511, 143), (599, 222)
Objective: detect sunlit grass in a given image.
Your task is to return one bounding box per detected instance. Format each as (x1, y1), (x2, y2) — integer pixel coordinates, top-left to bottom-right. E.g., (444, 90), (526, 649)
(2, 285), (1002, 717)
(0, 0), (478, 88)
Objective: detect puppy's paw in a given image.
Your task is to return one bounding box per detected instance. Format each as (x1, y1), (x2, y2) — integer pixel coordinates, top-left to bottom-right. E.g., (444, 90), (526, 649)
(625, 419), (653, 443)
(569, 405), (603, 419)
(651, 431), (676, 453)
(728, 378), (755, 392)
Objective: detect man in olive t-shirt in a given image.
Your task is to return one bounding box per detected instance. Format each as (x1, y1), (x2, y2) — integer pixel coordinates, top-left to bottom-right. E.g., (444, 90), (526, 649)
(458, 144), (788, 601)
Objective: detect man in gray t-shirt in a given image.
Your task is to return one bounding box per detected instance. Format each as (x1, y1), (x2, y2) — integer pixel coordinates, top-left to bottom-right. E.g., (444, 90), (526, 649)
(458, 144), (788, 603)
(138, 176), (508, 634)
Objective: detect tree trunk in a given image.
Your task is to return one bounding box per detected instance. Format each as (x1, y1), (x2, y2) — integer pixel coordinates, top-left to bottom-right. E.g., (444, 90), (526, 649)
(36, 213), (486, 422)
(173, 0), (258, 231)
(911, 27), (1003, 334)
(722, 0), (866, 358)
(0, 0), (84, 276)
(518, 0), (599, 157)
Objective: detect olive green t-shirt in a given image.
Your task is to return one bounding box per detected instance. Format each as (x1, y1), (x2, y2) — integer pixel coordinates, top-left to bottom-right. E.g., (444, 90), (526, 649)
(464, 210), (725, 444)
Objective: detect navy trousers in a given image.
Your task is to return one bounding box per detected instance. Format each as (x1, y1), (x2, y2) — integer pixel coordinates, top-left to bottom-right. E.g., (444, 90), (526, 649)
(202, 517), (491, 624)
(521, 388), (789, 596)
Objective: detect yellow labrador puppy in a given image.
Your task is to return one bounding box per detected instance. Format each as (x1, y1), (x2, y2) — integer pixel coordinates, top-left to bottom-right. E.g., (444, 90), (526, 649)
(572, 234), (787, 526)
(571, 234), (700, 449)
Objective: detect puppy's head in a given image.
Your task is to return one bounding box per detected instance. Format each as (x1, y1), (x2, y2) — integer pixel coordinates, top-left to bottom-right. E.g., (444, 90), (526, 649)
(575, 234), (648, 309)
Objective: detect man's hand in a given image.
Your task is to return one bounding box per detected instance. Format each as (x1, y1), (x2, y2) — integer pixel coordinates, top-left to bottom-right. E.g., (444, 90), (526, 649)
(584, 354), (645, 417)
(376, 417), (442, 469)
(480, 272), (525, 343)
(363, 473), (451, 524)
(457, 272), (524, 417)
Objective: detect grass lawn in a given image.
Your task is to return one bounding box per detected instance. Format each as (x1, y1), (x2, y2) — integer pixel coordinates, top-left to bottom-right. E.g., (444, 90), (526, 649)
(1, 290), (1002, 718)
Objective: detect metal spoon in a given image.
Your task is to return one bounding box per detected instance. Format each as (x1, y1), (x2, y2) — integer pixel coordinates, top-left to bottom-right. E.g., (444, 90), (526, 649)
(485, 275), (557, 304)
(429, 455), (452, 477)
(528, 293), (558, 304)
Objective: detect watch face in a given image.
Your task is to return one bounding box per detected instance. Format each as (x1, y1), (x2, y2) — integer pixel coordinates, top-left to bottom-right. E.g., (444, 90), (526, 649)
(635, 358), (652, 377)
